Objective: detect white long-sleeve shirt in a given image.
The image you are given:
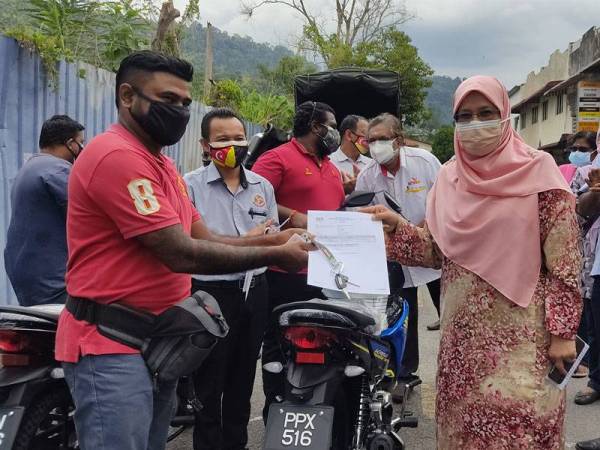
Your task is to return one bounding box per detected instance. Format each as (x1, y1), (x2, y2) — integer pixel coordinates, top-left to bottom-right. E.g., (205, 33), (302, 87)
(356, 146), (442, 288)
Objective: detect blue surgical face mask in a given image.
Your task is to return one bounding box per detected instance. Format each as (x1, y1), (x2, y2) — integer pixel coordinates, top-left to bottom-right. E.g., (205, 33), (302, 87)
(569, 150), (591, 167)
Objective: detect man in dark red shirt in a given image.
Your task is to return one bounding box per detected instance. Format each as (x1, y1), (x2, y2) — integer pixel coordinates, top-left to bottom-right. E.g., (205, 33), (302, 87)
(56, 51), (309, 450)
(252, 101), (345, 420)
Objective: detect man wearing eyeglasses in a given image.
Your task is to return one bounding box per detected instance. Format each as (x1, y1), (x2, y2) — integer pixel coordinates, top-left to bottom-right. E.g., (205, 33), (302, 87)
(330, 114), (372, 193)
(356, 112), (442, 386)
(4, 114), (85, 306)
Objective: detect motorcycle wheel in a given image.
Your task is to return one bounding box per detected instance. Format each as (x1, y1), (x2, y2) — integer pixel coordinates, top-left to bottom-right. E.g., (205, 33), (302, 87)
(13, 388), (77, 450)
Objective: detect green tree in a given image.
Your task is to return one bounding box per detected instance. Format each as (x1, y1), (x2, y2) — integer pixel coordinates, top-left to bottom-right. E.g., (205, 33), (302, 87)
(240, 91), (294, 129)
(257, 55), (317, 96)
(0, 0), (30, 31)
(95, 0), (152, 70)
(208, 79), (244, 109)
(4, 0), (152, 80)
(24, 0), (91, 55)
(347, 30), (433, 124)
(207, 78), (295, 130)
(243, 0), (412, 66)
(243, 1), (431, 125)
(431, 125), (455, 164)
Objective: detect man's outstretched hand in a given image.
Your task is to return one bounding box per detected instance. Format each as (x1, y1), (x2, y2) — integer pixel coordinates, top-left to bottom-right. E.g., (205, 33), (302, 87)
(274, 234), (316, 273)
(274, 228), (308, 245)
(245, 219), (274, 236)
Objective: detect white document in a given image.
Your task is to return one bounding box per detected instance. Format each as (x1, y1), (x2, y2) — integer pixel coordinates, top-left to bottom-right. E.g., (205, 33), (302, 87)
(307, 210), (390, 295)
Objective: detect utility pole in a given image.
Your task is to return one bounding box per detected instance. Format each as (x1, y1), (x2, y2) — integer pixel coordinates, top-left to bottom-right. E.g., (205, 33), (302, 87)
(203, 22), (214, 101)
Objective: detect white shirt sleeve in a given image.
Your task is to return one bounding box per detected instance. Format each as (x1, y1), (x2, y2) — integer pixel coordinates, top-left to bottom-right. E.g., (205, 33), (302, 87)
(427, 154), (442, 188)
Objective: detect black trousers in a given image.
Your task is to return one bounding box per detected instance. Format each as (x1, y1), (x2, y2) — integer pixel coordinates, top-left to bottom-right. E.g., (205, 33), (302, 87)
(427, 278), (441, 317)
(261, 271), (325, 422)
(579, 298), (592, 366)
(587, 277), (600, 392)
(191, 276), (269, 450)
(400, 278), (441, 376)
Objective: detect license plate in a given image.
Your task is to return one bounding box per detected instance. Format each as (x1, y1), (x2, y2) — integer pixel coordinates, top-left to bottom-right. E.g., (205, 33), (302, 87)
(264, 404), (334, 450)
(0, 407), (24, 449)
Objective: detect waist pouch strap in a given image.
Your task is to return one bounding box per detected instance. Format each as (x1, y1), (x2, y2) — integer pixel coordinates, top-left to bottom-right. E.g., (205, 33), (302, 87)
(66, 296), (156, 349)
(66, 293), (228, 384)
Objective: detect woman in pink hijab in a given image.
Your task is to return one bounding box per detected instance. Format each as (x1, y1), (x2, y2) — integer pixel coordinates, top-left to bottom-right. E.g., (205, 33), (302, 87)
(363, 76), (582, 449)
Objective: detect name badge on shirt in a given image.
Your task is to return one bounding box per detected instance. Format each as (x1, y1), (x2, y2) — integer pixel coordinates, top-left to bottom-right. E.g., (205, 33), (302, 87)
(406, 177), (426, 193)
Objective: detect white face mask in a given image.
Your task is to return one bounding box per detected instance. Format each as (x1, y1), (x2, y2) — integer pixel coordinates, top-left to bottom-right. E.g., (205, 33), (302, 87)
(370, 139), (399, 165)
(456, 118), (509, 157)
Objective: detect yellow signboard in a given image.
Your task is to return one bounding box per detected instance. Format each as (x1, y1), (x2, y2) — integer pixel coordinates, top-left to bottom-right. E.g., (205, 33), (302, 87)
(579, 111), (600, 120)
(578, 122), (600, 132)
(578, 80), (600, 132)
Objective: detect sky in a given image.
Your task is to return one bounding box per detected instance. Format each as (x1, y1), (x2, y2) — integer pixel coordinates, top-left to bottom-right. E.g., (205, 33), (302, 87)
(173, 0), (599, 88)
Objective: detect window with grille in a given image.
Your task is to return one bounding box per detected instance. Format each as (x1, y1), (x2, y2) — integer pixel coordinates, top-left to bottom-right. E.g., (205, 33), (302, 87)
(532, 106), (538, 124)
(542, 101), (548, 121)
(556, 94), (564, 114)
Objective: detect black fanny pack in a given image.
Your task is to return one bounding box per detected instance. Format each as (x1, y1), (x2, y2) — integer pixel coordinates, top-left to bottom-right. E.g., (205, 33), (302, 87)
(66, 292), (229, 383)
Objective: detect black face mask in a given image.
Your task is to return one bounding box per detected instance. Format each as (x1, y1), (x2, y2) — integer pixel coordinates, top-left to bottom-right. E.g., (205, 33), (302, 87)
(130, 87), (191, 147)
(315, 124), (341, 157)
(65, 140), (83, 162)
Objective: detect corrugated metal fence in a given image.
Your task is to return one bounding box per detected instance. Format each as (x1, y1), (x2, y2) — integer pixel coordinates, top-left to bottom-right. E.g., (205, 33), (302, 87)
(0, 35), (263, 305)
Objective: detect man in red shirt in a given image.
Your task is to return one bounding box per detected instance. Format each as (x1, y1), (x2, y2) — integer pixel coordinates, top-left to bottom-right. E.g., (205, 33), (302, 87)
(252, 101), (345, 420)
(56, 51), (309, 450)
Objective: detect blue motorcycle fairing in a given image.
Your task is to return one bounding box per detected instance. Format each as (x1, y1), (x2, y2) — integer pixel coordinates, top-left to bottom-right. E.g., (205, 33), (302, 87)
(380, 299), (409, 379)
(368, 339), (391, 364)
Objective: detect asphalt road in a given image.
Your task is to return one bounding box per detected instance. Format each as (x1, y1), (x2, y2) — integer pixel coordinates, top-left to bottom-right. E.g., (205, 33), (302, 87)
(168, 288), (600, 450)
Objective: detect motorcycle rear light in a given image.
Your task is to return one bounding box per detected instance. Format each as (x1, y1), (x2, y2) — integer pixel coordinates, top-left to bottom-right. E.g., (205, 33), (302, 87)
(295, 352), (325, 364)
(0, 353), (30, 367)
(0, 331), (31, 353)
(283, 326), (337, 350)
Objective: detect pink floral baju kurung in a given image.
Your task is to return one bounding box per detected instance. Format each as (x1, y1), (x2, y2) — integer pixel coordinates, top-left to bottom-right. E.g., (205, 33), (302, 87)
(388, 189), (582, 450)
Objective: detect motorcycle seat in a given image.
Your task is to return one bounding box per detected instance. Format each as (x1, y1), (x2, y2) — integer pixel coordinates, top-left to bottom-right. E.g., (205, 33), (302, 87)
(0, 304), (64, 323)
(274, 299), (376, 331)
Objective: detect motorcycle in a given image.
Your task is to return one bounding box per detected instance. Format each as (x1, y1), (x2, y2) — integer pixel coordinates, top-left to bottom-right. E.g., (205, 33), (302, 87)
(0, 305), (74, 450)
(0, 304), (199, 449)
(263, 191), (420, 450)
